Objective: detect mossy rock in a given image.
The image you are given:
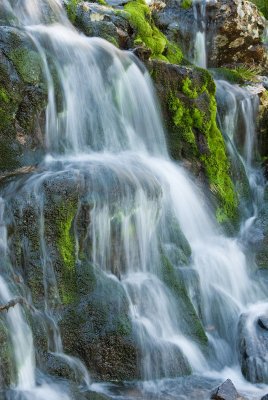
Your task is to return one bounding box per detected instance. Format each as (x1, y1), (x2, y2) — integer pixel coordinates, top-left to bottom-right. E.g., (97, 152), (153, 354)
(160, 255), (207, 346)
(67, 2), (132, 49)
(0, 320), (13, 388)
(124, 0), (183, 64)
(59, 265), (139, 381)
(147, 60), (238, 223)
(0, 27), (47, 172)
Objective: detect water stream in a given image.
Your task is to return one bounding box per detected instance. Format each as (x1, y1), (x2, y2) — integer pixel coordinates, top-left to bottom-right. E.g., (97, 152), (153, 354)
(0, 0), (268, 399)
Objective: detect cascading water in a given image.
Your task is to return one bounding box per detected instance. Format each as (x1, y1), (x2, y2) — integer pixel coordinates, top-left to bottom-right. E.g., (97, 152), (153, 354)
(0, 0), (268, 399)
(193, 0), (207, 68)
(216, 80), (265, 240)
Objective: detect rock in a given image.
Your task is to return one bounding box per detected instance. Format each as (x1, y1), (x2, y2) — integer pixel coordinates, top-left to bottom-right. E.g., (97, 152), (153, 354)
(254, 186), (268, 269)
(258, 316), (268, 330)
(0, 26), (47, 173)
(206, 0), (268, 71)
(154, 0), (268, 72)
(211, 379), (243, 400)
(0, 321), (13, 388)
(238, 310), (268, 383)
(146, 59), (237, 223)
(261, 395), (268, 400)
(68, 2), (132, 49)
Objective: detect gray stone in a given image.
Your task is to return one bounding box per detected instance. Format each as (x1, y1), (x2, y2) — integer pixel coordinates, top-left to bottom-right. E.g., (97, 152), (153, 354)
(211, 379), (243, 400)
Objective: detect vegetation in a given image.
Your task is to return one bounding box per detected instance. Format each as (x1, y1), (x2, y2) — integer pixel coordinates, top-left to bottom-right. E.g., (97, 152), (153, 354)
(251, 0), (268, 19)
(167, 68), (238, 223)
(56, 202), (77, 304)
(214, 65), (261, 84)
(181, 0), (192, 9)
(124, 0), (183, 64)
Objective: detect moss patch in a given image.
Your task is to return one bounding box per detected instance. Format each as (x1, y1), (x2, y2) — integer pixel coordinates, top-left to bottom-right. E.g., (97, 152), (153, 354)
(124, 0), (183, 64)
(181, 0), (192, 9)
(166, 67), (238, 222)
(66, 0), (79, 23)
(8, 48), (42, 85)
(56, 201), (77, 304)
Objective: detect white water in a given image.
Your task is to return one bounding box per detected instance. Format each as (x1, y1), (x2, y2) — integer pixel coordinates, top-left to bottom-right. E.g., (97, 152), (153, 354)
(192, 0), (208, 68)
(216, 80), (264, 239)
(0, 0), (268, 398)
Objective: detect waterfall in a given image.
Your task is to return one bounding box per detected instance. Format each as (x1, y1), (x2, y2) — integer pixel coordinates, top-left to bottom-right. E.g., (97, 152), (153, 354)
(192, 0), (208, 68)
(216, 81), (265, 239)
(0, 0), (268, 398)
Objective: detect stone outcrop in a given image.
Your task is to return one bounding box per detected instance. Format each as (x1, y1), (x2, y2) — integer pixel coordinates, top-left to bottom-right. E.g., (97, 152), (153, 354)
(206, 0), (268, 71)
(154, 0), (268, 72)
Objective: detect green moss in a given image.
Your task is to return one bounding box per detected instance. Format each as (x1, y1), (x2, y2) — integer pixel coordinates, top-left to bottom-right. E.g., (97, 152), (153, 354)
(0, 87), (13, 131)
(66, 0), (78, 23)
(182, 77), (199, 99)
(97, 0), (108, 5)
(124, 0), (183, 64)
(251, 0), (268, 19)
(202, 95), (238, 222)
(56, 202), (77, 304)
(8, 48), (42, 85)
(181, 0), (192, 9)
(168, 69), (237, 222)
(169, 94), (198, 151)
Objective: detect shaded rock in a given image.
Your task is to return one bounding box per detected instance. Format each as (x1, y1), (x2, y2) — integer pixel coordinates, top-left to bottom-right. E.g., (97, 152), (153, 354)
(211, 379), (243, 400)
(0, 320), (13, 388)
(0, 26), (47, 173)
(238, 310), (268, 383)
(261, 395), (268, 400)
(254, 186), (268, 269)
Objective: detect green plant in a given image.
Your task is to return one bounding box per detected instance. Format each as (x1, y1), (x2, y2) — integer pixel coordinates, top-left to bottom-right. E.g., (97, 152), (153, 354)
(251, 0), (268, 19)
(124, 0), (183, 64)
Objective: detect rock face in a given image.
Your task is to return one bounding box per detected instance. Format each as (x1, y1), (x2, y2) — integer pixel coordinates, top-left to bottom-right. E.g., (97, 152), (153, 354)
(0, 27), (47, 172)
(211, 379), (243, 400)
(238, 311), (268, 383)
(3, 165), (199, 382)
(154, 0), (268, 71)
(206, 0), (268, 71)
(72, 3), (132, 49)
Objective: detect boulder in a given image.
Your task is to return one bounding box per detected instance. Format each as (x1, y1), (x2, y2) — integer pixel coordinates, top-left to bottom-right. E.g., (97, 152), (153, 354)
(211, 379), (243, 400)
(238, 310), (268, 383)
(206, 0), (268, 71)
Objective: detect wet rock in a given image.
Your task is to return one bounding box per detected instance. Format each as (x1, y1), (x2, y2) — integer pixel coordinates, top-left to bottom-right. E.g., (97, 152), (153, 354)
(258, 316), (268, 330)
(238, 311), (268, 383)
(0, 26), (47, 173)
(261, 395), (268, 400)
(0, 321), (13, 388)
(255, 186), (268, 269)
(211, 379), (243, 400)
(146, 59), (237, 223)
(69, 2), (132, 49)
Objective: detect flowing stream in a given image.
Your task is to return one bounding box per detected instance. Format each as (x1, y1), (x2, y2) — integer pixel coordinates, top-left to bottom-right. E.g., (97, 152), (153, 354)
(0, 0), (268, 399)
